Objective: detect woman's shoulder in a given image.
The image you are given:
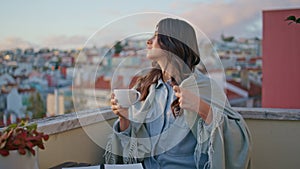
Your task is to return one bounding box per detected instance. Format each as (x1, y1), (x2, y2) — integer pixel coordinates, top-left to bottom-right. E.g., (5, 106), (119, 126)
(194, 69), (210, 81)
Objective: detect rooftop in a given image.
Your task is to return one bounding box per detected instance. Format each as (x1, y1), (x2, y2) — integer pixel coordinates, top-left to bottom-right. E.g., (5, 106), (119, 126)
(24, 106), (300, 169)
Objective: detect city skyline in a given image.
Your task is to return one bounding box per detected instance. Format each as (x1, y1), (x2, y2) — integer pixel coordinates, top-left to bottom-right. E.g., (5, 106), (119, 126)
(0, 0), (299, 50)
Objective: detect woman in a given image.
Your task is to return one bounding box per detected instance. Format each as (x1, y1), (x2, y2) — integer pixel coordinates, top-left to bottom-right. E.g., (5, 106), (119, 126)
(105, 18), (252, 169)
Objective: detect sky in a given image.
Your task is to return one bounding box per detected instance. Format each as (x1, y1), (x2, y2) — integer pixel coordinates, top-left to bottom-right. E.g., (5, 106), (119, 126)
(0, 0), (299, 50)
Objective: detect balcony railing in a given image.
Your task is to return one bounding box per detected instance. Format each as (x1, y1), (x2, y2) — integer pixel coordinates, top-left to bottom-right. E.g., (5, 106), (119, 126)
(31, 107), (300, 169)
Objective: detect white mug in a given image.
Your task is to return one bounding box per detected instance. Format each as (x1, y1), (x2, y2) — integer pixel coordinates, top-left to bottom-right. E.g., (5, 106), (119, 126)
(113, 89), (141, 107)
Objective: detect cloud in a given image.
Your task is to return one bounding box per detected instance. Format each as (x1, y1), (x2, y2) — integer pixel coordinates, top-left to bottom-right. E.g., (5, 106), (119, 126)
(2, 0), (299, 50)
(0, 35), (89, 50)
(41, 35), (89, 49)
(0, 37), (38, 50)
(172, 0), (300, 39)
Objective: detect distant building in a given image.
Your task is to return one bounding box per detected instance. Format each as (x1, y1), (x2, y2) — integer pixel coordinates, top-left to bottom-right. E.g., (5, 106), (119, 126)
(46, 91), (64, 116)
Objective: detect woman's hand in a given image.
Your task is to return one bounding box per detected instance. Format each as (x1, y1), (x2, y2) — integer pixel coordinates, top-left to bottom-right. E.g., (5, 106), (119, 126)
(111, 93), (130, 131)
(173, 86), (212, 124)
(173, 86), (200, 112)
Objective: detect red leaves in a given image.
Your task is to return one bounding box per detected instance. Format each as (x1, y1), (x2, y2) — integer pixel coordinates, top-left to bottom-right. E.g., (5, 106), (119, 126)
(0, 149), (9, 156)
(37, 144), (45, 150)
(0, 121), (49, 156)
(26, 142), (34, 149)
(13, 139), (22, 145)
(43, 134), (49, 141)
(18, 148), (26, 155)
(29, 148), (36, 156)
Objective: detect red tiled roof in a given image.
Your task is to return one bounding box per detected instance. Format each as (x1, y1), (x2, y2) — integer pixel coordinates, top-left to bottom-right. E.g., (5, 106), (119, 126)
(225, 89), (244, 100)
(95, 76), (111, 89)
(227, 80), (261, 96)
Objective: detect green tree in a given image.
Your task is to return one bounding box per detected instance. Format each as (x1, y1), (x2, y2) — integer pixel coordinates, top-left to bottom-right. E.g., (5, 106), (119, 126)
(285, 15), (300, 25)
(221, 33), (234, 42)
(27, 92), (46, 119)
(114, 41), (123, 54)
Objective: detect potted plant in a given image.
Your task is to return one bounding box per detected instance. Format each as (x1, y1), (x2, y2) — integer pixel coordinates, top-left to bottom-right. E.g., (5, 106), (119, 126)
(0, 121), (49, 169)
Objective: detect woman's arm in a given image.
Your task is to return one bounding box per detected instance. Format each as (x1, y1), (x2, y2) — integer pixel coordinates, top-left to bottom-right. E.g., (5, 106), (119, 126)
(111, 93), (130, 131)
(118, 116), (130, 131)
(198, 99), (213, 124)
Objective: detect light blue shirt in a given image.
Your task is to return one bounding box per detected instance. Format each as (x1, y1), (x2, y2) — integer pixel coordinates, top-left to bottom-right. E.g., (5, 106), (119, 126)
(113, 79), (208, 169)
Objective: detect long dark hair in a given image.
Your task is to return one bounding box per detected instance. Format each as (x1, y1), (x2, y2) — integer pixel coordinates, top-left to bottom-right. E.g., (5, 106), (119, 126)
(135, 18), (200, 117)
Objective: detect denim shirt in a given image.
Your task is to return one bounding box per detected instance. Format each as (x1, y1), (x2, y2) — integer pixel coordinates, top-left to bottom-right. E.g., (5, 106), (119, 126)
(112, 80), (208, 169)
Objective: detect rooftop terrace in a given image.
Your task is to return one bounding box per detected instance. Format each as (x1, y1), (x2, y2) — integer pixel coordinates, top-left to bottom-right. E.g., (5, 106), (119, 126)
(12, 107), (300, 169)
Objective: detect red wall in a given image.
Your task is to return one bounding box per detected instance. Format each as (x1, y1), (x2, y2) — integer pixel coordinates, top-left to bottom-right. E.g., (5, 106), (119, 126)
(262, 8), (300, 108)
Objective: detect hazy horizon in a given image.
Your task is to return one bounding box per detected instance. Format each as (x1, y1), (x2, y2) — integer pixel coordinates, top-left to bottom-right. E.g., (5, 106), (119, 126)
(1, 0), (299, 50)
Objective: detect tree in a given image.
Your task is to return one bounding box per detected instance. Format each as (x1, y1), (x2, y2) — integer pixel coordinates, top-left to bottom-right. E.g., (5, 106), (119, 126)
(285, 15), (300, 25)
(114, 41), (123, 54)
(221, 33), (234, 42)
(27, 92), (46, 119)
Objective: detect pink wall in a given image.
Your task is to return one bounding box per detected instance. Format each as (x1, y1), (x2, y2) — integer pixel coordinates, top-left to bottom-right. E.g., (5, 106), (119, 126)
(262, 9), (300, 108)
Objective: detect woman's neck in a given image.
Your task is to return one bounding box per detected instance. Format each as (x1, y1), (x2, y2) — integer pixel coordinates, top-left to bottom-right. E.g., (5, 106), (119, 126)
(162, 71), (172, 82)
(158, 61), (181, 84)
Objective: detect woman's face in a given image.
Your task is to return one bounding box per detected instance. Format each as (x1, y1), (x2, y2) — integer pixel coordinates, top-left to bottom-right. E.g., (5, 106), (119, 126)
(146, 31), (162, 61)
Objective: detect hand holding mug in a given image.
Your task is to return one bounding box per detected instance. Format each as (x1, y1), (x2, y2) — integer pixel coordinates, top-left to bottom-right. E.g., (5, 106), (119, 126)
(111, 93), (129, 119)
(113, 89), (141, 108)
(111, 89), (141, 131)
(111, 89), (141, 118)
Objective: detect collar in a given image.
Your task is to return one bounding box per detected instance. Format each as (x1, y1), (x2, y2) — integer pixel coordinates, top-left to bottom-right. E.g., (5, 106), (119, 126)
(155, 79), (165, 89)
